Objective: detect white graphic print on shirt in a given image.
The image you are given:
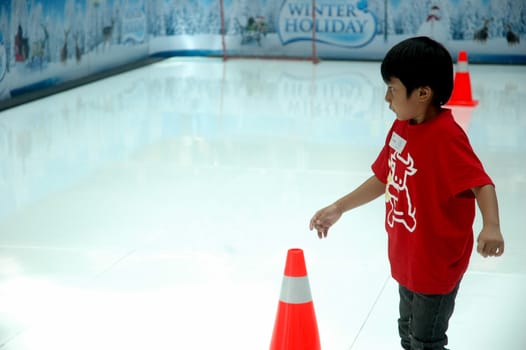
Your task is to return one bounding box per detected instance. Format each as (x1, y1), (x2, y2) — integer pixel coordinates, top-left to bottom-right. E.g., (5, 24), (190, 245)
(386, 150), (418, 232)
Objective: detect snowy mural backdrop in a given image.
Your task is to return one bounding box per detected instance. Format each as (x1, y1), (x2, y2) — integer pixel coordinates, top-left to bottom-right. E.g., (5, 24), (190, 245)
(0, 0), (149, 105)
(1, 0), (525, 107)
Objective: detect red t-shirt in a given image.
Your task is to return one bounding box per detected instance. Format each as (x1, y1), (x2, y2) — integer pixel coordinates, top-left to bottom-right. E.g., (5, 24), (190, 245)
(372, 109), (493, 294)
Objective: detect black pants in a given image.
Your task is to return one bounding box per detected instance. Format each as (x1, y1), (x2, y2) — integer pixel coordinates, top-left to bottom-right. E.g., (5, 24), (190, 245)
(398, 282), (460, 350)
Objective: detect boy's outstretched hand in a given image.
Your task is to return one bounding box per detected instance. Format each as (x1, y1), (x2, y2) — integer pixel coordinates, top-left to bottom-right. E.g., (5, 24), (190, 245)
(477, 224), (505, 258)
(309, 204), (342, 239)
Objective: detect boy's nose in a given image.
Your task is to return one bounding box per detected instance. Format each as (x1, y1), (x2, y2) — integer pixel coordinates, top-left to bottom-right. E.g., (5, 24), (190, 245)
(384, 90), (391, 103)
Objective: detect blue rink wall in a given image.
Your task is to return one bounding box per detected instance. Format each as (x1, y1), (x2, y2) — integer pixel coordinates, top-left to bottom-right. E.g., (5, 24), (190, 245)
(1, 0), (525, 110)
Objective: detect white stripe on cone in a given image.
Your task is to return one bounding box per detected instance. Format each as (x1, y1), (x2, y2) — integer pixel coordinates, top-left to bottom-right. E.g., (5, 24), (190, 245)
(279, 276), (312, 304)
(457, 61), (468, 72)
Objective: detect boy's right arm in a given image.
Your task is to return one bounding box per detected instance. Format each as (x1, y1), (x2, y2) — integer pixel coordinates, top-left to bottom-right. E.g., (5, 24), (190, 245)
(309, 175), (385, 238)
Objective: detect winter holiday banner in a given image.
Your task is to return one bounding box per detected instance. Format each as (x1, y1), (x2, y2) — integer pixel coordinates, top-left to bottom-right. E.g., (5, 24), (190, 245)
(277, 1), (377, 48)
(151, 0), (525, 61)
(1, 0), (525, 107)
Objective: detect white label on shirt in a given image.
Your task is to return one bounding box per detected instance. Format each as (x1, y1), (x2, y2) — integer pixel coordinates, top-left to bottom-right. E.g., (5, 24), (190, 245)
(389, 131), (406, 153)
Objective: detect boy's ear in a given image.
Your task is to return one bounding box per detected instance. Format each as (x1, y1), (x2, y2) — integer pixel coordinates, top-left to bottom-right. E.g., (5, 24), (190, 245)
(418, 86), (433, 102)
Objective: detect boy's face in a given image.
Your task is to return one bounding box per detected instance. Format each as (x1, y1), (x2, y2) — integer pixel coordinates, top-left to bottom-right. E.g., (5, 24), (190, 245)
(384, 77), (429, 124)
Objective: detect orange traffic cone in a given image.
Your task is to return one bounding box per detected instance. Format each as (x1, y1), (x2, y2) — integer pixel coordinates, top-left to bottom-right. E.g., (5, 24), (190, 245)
(270, 248), (321, 350)
(447, 50), (478, 106)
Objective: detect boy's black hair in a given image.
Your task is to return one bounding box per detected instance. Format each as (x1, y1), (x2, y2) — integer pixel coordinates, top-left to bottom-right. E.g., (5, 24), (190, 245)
(381, 36), (453, 107)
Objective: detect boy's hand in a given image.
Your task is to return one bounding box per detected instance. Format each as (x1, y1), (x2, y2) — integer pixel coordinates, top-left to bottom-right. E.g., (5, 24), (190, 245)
(309, 204), (342, 239)
(476, 224), (504, 257)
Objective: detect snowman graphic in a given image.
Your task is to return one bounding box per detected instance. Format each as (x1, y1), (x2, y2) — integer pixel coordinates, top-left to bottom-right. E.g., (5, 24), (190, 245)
(417, 2), (449, 43)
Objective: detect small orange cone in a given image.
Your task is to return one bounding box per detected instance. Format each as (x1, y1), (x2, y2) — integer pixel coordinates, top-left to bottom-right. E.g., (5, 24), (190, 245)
(270, 248), (321, 350)
(447, 51), (478, 106)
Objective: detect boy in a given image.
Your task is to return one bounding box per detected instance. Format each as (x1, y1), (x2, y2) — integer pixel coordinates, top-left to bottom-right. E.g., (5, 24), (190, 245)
(309, 36), (504, 350)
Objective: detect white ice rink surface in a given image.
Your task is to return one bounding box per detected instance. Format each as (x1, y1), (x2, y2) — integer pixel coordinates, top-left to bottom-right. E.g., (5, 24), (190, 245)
(0, 57), (525, 350)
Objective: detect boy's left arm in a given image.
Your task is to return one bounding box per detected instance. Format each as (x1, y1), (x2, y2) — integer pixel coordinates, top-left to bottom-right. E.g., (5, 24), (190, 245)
(472, 184), (505, 258)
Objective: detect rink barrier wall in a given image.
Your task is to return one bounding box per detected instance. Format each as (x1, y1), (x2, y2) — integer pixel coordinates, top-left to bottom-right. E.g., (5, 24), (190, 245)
(0, 0), (525, 111)
(0, 57), (163, 111)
